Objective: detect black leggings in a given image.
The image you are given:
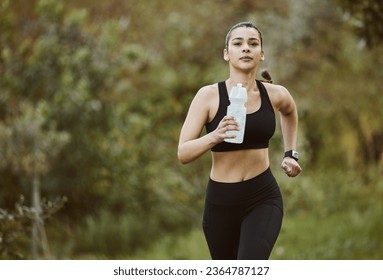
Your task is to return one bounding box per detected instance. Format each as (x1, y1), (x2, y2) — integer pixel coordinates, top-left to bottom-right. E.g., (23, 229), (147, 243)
(202, 168), (283, 260)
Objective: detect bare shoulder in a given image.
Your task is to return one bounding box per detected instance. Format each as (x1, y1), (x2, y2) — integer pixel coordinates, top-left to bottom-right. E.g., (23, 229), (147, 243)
(186, 82), (219, 117)
(194, 83), (218, 101)
(261, 82), (294, 111)
(186, 83), (219, 124)
(190, 83), (219, 111)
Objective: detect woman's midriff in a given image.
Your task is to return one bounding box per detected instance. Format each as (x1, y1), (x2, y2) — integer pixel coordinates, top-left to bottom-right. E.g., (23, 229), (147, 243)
(210, 148), (270, 183)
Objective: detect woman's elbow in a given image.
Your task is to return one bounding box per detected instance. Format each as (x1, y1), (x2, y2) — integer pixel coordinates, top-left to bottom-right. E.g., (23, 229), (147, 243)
(177, 147), (190, 165)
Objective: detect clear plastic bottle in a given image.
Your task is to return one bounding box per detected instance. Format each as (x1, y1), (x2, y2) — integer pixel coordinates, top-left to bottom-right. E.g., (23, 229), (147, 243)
(225, 83), (247, 144)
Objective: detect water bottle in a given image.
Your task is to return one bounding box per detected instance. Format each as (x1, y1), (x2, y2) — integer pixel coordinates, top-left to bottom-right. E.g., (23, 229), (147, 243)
(225, 83), (247, 144)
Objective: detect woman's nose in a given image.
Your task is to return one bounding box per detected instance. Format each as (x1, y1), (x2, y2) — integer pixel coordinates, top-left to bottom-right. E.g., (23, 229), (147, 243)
(242, 43), (250, 52)
(242, 47), (250, 53)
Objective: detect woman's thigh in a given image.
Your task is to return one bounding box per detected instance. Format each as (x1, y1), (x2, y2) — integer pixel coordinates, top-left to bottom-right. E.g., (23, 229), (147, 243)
(203, 202), (241, 260)
(237, 203), (283, 260)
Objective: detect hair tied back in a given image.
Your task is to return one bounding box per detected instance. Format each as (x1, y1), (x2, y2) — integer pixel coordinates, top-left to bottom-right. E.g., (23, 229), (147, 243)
(261, 69), (273, 83)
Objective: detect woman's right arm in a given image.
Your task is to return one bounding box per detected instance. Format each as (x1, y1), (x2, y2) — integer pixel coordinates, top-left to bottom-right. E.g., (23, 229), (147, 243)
(177, 86), (237, 164)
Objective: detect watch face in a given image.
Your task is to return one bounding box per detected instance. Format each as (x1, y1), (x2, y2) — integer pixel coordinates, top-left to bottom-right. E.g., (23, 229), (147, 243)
(292, 151), (299, 159)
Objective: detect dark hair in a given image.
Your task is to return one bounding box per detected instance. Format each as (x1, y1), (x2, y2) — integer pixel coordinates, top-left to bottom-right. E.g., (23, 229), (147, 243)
(225, 21), (263, 50)
(261, 69), (273, 83)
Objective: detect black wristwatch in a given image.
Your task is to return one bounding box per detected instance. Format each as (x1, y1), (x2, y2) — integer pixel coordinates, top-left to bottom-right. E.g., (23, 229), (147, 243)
(284, 150), (299, 161)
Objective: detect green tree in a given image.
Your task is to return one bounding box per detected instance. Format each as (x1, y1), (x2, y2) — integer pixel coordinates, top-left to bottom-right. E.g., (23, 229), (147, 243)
(0, 0), (133, 257)
(336, 0), (383, 48)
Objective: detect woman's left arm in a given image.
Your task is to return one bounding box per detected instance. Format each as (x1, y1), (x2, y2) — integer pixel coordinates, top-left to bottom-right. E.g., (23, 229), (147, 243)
(271, 85), (302, 177)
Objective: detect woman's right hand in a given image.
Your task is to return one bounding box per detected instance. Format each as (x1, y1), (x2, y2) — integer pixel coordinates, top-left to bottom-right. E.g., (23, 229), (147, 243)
(210, 116), (240, 144)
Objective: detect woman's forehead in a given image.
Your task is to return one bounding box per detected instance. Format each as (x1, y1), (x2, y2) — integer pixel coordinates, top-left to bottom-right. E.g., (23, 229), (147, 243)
(230, 27), (260, 40)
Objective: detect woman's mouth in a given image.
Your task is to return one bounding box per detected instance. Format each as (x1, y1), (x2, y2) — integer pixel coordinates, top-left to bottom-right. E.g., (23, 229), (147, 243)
(240, 56), (253, 61)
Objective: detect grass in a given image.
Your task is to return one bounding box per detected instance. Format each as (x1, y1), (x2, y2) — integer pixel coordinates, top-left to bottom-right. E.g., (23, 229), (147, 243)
(128, 229), (210, 260)
(271, 209), (383, 259)
(126, 205), (383, 260)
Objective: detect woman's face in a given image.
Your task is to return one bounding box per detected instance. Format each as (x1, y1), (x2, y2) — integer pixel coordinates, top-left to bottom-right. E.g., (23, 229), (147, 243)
(224, 27), (264, 70)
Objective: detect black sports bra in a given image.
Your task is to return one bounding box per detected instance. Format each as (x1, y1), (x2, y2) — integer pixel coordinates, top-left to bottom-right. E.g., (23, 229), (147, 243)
(205, 80), (276, 152)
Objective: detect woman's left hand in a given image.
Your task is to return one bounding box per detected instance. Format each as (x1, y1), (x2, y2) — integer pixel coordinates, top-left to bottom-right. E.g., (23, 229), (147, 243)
(281, 157), (302, 177)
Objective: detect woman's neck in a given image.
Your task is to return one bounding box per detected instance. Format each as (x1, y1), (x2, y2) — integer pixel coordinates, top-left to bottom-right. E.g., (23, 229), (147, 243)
(227, 69), (258, 89)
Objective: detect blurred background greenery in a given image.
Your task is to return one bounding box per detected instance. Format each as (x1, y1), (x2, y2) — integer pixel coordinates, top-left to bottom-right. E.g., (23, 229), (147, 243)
(0, 0), (382, 260)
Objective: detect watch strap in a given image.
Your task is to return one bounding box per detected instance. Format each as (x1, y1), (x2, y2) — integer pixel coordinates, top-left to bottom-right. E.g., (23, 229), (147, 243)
(284, 150), (299, 161)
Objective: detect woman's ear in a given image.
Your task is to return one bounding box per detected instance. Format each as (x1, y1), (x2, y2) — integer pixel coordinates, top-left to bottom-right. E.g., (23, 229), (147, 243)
(223, 49), (229, 61)
(260, 50), (265, 61)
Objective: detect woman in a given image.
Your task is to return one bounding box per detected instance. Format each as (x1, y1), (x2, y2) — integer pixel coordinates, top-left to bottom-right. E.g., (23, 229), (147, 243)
(177, 22), (302, 260)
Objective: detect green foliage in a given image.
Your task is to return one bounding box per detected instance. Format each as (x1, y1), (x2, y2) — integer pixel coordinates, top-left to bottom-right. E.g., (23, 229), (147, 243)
(0, 196), (66, 259)
(336, 0), (383, 48)
(0, 205), (29, 259)
(130, 229), (210, 260)
(0, 101), (70, 176)
(1, 0), (211, 258)
(270, 166), (383, 259)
